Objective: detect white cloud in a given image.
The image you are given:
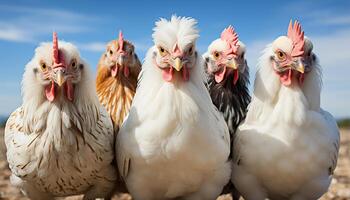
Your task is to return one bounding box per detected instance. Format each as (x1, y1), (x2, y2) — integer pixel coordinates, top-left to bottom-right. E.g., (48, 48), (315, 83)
(245, 39), (271, 85)
(133, 41), (151, 52)
(283, 2), (350, 26)
(321, 90), (350, 119)
(320, 15), (350, 26)
(310, 29), (350, 68)
(307, 28), (350, 105)
(306, 11), (350, 26)
(0, 81), (21, 116)
(0, 5), (95, 43)
(0, 94), (21, 116)
(78, 42), (106, 52)
(0, 5), (92, 22)
(0, 26), (33, 42)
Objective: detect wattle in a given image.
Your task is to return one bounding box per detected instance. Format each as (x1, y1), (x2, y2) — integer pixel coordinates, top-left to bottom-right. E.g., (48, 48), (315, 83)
(233, 69), (239, 85)
(279, 69), (292, 86)
(162, 67), (174, 82)
(45, 81), (55, 102)
(111, 65), (118, 77)
(182, 67), (189, 81)
(124, 66), (130, 77)
(44, 81), (74, 102)
(214, 66), (226, 83)
(65, 81), (74, 101)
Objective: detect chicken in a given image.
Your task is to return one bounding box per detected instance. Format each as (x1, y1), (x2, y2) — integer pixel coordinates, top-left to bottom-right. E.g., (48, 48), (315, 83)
(231, 20), (340, 200)
(5, 32), (117, 200)
(116, 16), (231, 200)
(204, 26), (250, 136)
(96, 31), (141, 131)
(203, 26), (250, 199)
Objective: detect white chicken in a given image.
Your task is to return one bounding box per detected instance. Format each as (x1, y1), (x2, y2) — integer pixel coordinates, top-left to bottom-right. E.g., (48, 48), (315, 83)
(116, 16), (231, 200)
(5, 33), (117, 200)
(231, 21), (340, 200)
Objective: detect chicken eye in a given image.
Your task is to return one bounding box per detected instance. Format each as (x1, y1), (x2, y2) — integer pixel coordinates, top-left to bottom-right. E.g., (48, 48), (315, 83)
(312, 54), (316, 61)
(158, 46), (168, 57)
(40, 62), (47, 71)
(276, 50), (286, 60)
(240, 53), (245, 59)
(188, 46), (193, 55)
(213, 51), (220, 59)
(71, 59), (77, 69)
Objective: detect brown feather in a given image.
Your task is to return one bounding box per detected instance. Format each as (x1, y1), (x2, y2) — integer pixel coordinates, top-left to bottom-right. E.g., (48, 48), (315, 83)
(96, 40), (141, 132)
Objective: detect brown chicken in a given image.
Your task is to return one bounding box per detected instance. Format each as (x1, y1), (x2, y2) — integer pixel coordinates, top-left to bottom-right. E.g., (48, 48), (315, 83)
(96, 31), (141, 131)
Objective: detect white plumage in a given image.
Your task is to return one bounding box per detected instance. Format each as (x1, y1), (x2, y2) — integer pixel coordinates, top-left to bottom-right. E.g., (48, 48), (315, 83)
(116, 16), (231, 200)
(231, 21), (340, 200)
(5, 34), (117, 199)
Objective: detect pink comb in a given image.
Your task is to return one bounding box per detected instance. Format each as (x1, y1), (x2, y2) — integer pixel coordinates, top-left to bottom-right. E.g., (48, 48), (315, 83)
(221, 25), (239, 56)
(287, 20), (305, 57)
(52, 32), (65, 68)
(118, 30), (124, 51)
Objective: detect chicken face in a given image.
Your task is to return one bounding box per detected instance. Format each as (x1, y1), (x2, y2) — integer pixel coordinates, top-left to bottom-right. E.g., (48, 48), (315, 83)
(154, 43), (196, 82)
(271, 20), (311, 86)
(205, 26), (246, 85)
(30, 32), (83, 102)
(152, 16), (199, 82)
(103, 31), (138, 78)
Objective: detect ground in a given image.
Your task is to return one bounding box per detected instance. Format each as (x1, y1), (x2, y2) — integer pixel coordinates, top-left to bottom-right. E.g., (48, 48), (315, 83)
(1, 128), (349, 200)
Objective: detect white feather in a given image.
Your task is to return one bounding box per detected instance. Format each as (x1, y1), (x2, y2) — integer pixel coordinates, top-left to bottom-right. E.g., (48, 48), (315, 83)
(117, 16), (231, 200)
(232, 43), (340, 200)
(5, 41), (117, 199)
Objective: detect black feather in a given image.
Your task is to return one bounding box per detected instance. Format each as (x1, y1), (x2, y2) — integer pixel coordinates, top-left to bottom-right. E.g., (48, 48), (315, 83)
(206, 62), (250, 199)
(206, 64), (251, 158)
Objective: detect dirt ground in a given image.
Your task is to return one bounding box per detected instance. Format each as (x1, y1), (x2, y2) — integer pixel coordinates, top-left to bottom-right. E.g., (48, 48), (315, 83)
(1, 128), (349, 200)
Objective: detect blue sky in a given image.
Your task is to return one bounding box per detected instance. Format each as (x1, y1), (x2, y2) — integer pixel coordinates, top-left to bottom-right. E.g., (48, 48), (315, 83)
(0, 0), (349, 118)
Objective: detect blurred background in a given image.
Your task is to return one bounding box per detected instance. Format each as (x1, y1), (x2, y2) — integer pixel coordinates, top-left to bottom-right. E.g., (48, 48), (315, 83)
(0, 0), (349, 199)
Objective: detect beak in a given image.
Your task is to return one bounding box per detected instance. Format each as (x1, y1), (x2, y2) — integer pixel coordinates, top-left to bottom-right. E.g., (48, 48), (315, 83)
(295, 58), (305, 74)
(118, 55), (125, 66)
(55, 68), (66, 87)
(227, 59), (238, 70)
(174, 57), (183, 71)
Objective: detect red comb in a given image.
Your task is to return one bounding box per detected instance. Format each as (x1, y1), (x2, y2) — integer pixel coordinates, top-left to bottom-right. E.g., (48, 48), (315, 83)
(53, 32), (59, 66)
(287, 20), (305, 57)
(52, 32), (65, 68)
(221, 25), (239, 56)
(118, 30), (124, 51)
